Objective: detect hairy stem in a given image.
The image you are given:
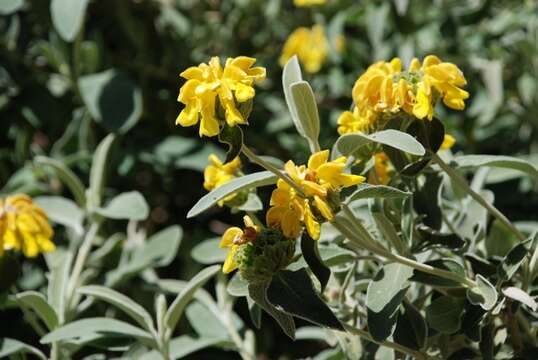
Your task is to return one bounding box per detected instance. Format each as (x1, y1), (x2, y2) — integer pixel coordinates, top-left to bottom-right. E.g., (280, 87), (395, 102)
(432, 153), (526, 242)
(343, 324), (431, 360)
(241, 144), (305, 197)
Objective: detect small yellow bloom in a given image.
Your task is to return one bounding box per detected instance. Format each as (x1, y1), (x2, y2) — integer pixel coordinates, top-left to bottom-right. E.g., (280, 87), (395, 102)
(220, 216), (258, 274)
(279, 25), (328, 74)
(337, 107), (377, 135)
(349, 55), (469, 124)
(203, 154), (242, 206)
(176, 56), (266, 137)
(294, 0), (326, 7)
(0, 194), (55, 258)
(267, 150), (365, 240)
(440, 134), (456, 150)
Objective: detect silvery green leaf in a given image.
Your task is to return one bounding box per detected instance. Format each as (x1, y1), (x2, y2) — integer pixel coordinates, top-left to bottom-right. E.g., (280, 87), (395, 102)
(78, 286), (154, 331)
(50, 0), (89, 42)
(34, 156), (86, 206)
(345, 183), (411, 203)
(164, 265), (220, 333)
(336, 130), (425, 157)
(426, 296), (464, 334)
(467, 275), (498, 311)
(187, 171), (277, 218)
(191, 237), (227, 265)
(0, 338), (47, 360)
(95, 191), (149, 221)
(282, 56), (304, 136)
(15, 291), (58, 331)
(453, 155), (538, 179)
(139, 336), (232, 360)
(89, 134), (116, 208)
(502, 287), (537, 311)
(290, 81), (320, 153)
(40, 318), (155, 347)
(34, 196), (84, 235)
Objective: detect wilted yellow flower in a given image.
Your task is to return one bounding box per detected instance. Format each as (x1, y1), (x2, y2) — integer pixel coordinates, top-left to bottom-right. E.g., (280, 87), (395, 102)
(337, 107), (377, 135)
(220, 216), (258, 274)
(267, 150), (364, 240)
(0, 194), (54, 258)
(279, 25), (328, 74)
(294, 0), (326, 6)
(176, 56), (266, 137)
(351, 55), (469, 122)
(440, 134), (456, 150)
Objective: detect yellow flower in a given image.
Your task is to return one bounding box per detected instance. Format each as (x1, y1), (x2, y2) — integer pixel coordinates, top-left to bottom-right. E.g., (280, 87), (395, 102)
(176, 56), (266, 137)
(203, 154), (241, 191)
(267, 150), (365, 240)
(440, 134), (456, 150)
(337, 107), (377, 135)
(220, 216), (258, 274)
(294, 0), (326, 7)
(279, 25), (328, 74)
(368, 152), (391, 185)
(350, 55), (469, 123)
(0, 194), (55, 258)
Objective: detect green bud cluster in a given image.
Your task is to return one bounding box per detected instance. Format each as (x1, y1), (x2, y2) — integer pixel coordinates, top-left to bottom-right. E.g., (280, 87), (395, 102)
(236, 228), (295, 283)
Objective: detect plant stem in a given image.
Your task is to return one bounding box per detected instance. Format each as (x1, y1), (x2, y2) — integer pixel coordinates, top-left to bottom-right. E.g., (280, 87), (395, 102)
(343, 323), (430, 360)
(240, 144), (305, 197)
(432, 153), (526, 242)
(334, 209), (476, 288)
(66, 222), (100, 311)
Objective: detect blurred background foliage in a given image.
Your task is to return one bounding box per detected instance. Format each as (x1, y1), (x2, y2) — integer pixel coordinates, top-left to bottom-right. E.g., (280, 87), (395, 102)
(1, 0), (537, 358)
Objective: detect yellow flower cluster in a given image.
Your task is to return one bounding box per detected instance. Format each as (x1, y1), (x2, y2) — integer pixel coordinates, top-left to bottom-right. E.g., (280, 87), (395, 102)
(294, 0), (326, 6)
(338, 55), (469, 134)
(176, 56), (266, 137)
(220, 216), (258, 273)
(0, 194), (55, 258)
(279, 25), (328, 74)
(267, 150), (364, 240)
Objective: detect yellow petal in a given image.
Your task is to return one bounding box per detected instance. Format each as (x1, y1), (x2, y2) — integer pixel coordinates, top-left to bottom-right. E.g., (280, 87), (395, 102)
(266, 206), (286, 229)
(412, 86), (433, 120)
(222, 245), (239, 274)
(314, 196), (333, 221)
(304, 203), (320, 240)
(307, 150), (330, 171)
(441, 134), (456, 150)
(220, 227), (243, 248)
(281, 209), (302, 239)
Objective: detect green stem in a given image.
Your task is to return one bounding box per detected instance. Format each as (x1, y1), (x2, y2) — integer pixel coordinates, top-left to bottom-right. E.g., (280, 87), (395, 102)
(334, 210), (476, 288)
(342, 324), (430, 360)
(240, 144), (305, 197)
(432, 153), (526, 242)
(66, 222), (100, 311)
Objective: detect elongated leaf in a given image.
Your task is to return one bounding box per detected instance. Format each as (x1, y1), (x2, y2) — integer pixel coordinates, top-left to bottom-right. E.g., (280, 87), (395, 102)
(40, 318), (154, 346)
(301, 234), (330, 290)
(267, 269), (343, 330)
(218, 124), (243, 163)
(191, 237), (227, 265)
(50, 0), (89, 42)
(415, 225), (466, 251)
(79, 70), (142, 134)
(78, 286), (154, 331)
(366, 263), (413, 341)
(502, 287), (537, 311)
(187, 171), (277, 218)
(227, 273), (249, 297)
(34, 156), (86, 206)
(411, 259), (466, 288)
(0, 338), (47, 360)
(248, 282), (296, 339)
(95, 191), (149, 221)
(139, 336), (231, 360)
(185, 302), (228, 338)
(165, 265), (220, 333)
(467, 275), (498, 311)
(497, 238), (531, 282)
(16, 291), (58, 330)
(345, 183), (411, 203)
(393, 302), (427, 351)
(290, 81), (320, 152)
(89, 134), (116, 208)
(453, 155), (538, 179)
(0, 0), (24, 15)
(426, 296), (464, 334)
(282, 56), (305, 136)
(47, 250), (72, 323)
(336, 130), (425, 157)
(34, 196), (84, 234)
